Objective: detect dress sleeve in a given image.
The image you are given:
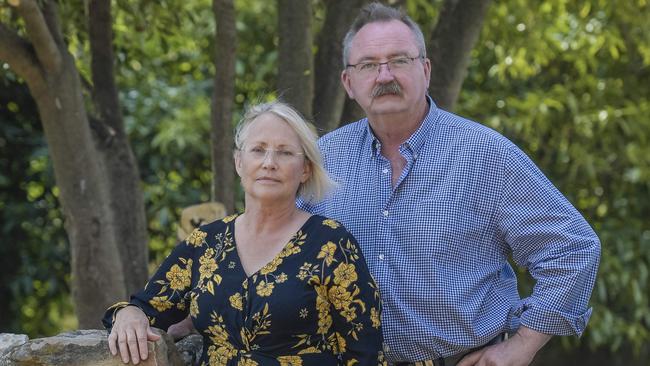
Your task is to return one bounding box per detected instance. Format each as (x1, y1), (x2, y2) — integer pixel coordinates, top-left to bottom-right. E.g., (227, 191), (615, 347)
(323, 225), (386, 365)
(102, 228), (205, 331)
(497, 146), (600, 336)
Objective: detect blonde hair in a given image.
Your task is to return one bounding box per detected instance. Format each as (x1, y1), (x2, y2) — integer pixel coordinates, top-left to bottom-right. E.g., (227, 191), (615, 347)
(234, 101), (335, 203)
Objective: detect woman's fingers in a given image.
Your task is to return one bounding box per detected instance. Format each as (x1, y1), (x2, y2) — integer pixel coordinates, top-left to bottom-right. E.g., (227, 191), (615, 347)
(135, 324), (150, 361)
(117, 328), (131, 364)
(126, 327), (141, 364)
(147, 327), (161, 341)
(107, 329), (118, 356)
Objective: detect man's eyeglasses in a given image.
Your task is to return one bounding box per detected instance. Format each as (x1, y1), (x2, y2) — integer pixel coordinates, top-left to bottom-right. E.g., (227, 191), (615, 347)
(346, 56), (423, 77)
(241, 146), (305, 163)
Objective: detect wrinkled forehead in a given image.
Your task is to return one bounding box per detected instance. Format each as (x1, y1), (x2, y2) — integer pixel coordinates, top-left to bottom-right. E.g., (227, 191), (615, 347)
(349, 20), (420, 61)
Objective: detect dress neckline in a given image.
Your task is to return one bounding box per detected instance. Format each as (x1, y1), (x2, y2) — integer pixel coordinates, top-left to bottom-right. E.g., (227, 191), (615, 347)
(230, 213), (318, 279)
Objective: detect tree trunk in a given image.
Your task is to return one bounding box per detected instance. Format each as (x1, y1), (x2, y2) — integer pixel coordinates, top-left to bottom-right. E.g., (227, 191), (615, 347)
(312, 0), (368, 134)
(211, 0), (237, 213)
(0, 0), (146, 327)
(428, 0), (492, 110)
(88, 0), (149, 296)
(277, 0), (314, 119)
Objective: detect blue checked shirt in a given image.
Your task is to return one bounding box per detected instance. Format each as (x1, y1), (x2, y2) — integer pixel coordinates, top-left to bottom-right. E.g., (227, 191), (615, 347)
(300, 97), (600, 362)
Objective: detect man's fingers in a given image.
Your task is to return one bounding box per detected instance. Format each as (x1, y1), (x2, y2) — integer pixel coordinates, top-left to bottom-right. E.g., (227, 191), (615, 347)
(117, 329), (130, 364)
(457, 348), (484, 366)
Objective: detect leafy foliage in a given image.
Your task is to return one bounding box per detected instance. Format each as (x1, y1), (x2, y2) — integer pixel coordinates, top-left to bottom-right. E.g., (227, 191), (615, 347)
(457, 0), (650, 354)
(1, 1), (649, 361)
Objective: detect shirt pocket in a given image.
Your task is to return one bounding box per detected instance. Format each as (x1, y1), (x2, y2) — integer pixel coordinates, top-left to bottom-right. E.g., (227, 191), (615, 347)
(410, 198), (493, 263)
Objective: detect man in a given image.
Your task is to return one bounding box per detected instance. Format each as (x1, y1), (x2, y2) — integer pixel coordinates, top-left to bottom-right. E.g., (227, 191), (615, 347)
(300, 3), (600, 366)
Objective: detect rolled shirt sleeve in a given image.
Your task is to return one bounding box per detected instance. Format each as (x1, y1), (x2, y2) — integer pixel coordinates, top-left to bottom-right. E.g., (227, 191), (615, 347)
(498, 145), (601, 336)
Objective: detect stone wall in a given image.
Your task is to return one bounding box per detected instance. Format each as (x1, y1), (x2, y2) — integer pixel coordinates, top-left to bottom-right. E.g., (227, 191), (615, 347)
(0, 330), (203, 366)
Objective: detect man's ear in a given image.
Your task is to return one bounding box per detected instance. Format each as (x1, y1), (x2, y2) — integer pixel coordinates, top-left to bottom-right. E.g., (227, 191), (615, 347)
(341, 69), (355, 99)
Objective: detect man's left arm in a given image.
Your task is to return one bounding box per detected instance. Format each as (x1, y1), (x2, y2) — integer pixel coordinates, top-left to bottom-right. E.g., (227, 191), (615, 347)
(470, 145), (601, 365)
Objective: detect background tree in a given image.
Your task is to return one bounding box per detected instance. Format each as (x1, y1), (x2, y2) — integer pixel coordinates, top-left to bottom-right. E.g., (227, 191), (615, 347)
(212, 0), (237, 213)
(426, 0), (492, 110)
(0, 0), (148, 327)
(277, 0), (314, 118)
(312, 0), (367, 133)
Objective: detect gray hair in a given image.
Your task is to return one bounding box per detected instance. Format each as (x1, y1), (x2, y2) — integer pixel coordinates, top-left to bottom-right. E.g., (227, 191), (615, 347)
(234, 101), (335, 203)
(342, 2), (427, 67)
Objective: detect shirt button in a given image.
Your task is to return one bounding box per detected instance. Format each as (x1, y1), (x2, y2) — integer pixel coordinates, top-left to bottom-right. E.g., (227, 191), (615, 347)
(378, 254), (385, 260)
(382, 168), (389, 174)
(382, 210), (389, 217)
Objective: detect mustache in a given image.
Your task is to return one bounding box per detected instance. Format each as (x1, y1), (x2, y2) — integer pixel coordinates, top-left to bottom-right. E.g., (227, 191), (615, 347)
(371, 81), (402, 98)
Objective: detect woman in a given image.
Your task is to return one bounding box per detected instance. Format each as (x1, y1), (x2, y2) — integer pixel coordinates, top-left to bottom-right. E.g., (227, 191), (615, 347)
(103, 101), (385, 366)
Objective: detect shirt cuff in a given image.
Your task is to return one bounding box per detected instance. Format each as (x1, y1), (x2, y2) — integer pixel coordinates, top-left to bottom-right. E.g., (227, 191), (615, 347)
(517, 302), (593, 337)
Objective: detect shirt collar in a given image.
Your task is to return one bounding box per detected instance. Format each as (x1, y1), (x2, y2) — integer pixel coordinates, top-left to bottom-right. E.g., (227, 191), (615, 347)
(364, 95), (439, 157)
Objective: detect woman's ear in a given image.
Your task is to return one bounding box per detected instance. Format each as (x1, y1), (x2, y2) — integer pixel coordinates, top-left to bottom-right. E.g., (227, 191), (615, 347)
(234, 150), (243, 177)
(301, 160), (312, 183)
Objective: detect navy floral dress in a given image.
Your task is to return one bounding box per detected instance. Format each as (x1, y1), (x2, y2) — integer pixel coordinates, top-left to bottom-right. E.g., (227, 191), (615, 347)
(103, 214), (385, 366)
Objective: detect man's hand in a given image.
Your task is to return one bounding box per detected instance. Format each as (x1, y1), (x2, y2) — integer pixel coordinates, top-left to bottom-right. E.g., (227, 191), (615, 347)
(107, 306), (161, 365)
(457, 327), (551, 366)
(167, 316), (195, 340)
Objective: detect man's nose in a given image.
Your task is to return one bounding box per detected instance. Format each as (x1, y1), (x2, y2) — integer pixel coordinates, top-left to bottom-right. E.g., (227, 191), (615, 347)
(376, 63), (395, 83)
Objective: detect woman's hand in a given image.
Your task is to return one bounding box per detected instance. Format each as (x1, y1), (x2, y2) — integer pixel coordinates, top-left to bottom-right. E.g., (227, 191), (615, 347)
(107, 305), (161, 364)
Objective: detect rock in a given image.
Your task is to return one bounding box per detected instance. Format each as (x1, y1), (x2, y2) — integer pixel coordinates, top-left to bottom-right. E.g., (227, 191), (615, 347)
(0, 334), (29, 353)
(1, 334), (29, 365)
(174, 334), (203, 366)
(1, 329), (183, 366)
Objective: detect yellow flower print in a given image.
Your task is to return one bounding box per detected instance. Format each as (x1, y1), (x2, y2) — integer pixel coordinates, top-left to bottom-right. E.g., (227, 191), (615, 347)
(315, 285), (330, 313)
(322, 219), (340, 229)
(199, 248), (218, 281)
(328, 285), (353, 310)
(256, 280), (275, 297)
(370, 307), (380, 329)
(329, 332), (346, 353)
(297, 263), (312, 281)
(166, 263), (192, 291)
(238, 357), (259, 366)
(149, 296), (173, 312)
(317, 313), (332, 335)
(186, 228), (207, 247)
(280, 242), (302, 257)
(317, 242), (337, 266)
(333, 263), (358, 288)
(275, 272), (288, 283)
(208, 343), (237, 365)
(190, 293), (199, 318)
(340, 307), (357, 322)
(297, 346), (321, 354)
(260, 257), (283, 275)
(222, 213), (238, 223)
(278, 355), (303, 366)
(229, 292), (243, 311)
